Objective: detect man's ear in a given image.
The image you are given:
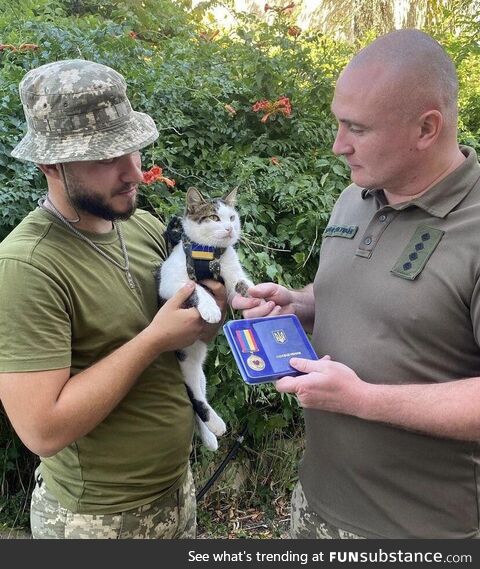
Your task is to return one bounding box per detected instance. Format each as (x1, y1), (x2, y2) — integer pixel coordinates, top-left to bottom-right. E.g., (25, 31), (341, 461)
(37, 163), (63, 181)
(416, 110), (443, 151)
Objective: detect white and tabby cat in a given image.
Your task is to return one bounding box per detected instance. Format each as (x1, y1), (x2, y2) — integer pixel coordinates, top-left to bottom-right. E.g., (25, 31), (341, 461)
(158, 187), (253, 450)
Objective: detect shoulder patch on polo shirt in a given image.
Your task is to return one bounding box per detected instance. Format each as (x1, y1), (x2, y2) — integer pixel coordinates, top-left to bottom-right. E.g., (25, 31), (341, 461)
(323, 224), (358, 239)
(391, 225), (444, 280)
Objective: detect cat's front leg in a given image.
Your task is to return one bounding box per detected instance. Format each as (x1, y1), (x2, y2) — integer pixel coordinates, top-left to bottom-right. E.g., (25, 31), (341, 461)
(219, 248), (254, 301)
(158, 244), (190, 301)
(224, 274), (254, 302)
(195, 284), (222, 323)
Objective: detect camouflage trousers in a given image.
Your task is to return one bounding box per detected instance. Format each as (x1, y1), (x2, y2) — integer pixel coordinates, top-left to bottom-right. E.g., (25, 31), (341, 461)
(290, 480), (364, 539)
(30, 467), (196, 539)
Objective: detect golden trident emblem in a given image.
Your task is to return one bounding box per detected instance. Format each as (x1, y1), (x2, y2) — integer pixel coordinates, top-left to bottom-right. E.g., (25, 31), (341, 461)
(272, 329), (287, 344)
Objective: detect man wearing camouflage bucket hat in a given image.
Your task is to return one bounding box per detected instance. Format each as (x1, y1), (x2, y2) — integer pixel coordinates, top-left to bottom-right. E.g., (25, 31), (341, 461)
(0, 59), (226, 539)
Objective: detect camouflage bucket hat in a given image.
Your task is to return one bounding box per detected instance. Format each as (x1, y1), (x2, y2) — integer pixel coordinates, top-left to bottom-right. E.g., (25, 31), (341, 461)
(11, 59), (158, 163)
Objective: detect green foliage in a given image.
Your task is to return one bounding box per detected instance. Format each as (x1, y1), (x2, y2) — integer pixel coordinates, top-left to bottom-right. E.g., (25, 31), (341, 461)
(1, 0), (480, 530)
(424, 3), (480, 150)
(0, 409), (37, 528)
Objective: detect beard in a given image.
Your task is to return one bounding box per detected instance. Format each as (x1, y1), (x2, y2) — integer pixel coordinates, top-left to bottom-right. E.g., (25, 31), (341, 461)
(69, 190), (137, 221)
(61, 166), (137, 221)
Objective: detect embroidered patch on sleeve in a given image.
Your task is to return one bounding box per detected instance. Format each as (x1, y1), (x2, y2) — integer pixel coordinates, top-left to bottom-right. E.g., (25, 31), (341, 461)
(323, 225), (358, 239)
(391, 225), (444, 280)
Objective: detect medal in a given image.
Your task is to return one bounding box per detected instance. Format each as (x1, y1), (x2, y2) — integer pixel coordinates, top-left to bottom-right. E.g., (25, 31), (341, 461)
(236, 328), (265, 372)
(247, 354), (265, 371)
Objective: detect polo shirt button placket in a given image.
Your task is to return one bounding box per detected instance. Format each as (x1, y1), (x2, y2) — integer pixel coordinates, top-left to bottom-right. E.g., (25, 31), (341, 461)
(355, 209), (395, 258)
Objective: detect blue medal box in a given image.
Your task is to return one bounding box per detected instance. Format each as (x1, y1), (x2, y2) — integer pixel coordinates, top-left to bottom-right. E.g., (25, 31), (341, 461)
(223, 314), (318, 384)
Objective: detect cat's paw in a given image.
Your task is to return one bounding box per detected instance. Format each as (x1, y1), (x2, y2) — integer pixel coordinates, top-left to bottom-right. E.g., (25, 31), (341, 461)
(197, 301), (222, 324)
(206, 413), (226, 437)
(235, 280), (253, 298)
(198, 424), (218, 450)
(201, 430), (219, 451)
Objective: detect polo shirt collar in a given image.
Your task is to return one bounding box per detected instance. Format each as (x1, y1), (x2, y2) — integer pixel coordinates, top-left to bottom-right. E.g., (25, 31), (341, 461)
(361, 146), (480, 218)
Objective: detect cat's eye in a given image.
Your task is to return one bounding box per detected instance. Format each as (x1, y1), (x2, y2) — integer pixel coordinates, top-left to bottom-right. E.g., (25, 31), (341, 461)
(209, 215), (220, 221)
(230, 215), (235, 221)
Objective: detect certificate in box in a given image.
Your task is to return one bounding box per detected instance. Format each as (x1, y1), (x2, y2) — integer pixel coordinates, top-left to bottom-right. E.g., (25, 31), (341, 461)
(223, 314), (318, 384)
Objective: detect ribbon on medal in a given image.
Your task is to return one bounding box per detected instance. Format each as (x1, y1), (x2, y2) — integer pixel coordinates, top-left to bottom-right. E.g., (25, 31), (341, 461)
(235, 329), (265, 371)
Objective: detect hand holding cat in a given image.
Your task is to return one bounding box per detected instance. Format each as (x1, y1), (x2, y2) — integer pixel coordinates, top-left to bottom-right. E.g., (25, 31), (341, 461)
(275, 356), (370, 417)
(150, 282), (209, 351)
(231, 282), (295, 318)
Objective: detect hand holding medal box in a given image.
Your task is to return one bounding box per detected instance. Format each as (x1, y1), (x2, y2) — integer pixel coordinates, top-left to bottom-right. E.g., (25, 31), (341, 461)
(223, 314), (318, 384)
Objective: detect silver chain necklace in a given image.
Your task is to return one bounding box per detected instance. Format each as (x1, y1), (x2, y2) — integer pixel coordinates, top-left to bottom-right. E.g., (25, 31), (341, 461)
(39, 196), (136, 289)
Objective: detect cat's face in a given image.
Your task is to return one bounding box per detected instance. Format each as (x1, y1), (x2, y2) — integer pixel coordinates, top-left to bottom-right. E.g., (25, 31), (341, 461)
(182, 187), (241, 247)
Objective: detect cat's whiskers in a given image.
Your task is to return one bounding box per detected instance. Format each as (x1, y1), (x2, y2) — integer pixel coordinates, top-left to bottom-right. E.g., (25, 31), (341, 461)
(213, 230), (234, 241)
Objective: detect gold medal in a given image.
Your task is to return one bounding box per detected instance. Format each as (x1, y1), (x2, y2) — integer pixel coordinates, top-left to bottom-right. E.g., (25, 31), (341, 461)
(247, 354), (265, 371)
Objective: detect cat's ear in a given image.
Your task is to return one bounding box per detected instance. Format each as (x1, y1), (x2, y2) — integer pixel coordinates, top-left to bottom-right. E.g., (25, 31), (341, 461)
(186, 187), (206, 212)
(222, 187), (237, 207)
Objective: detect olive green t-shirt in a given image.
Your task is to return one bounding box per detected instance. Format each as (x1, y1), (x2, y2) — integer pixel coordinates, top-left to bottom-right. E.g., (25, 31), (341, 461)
(303, 146), (480, 538)
(0, 207), (194, 514)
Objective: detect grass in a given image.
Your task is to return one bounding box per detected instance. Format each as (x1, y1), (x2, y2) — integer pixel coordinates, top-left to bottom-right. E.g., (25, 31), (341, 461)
(193, 428), (303, 538)
(197, 501), (290, 539)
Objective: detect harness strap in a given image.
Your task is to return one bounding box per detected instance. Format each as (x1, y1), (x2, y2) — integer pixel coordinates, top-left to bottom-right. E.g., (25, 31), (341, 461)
(183, 237), (226, 281)
(163, 216), (226, 282)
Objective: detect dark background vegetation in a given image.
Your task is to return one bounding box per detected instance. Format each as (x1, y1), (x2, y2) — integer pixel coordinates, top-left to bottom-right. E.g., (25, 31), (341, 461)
(1, 0), (479, 536)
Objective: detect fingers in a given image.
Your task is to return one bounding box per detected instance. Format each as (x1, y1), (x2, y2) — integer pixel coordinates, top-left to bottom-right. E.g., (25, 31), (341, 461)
(243, 301), (278, 319)
(199, 279), (226, 300)
(276, 356), (331, 397)
(289, 355), (331, 374)
(248, 282), (280, 299)
(270, 304), (283, 316)
(231, 283), (280, 305)
(275, 376), (300, 393)
(230, 293), (261, 311)
(168, 282), (195, 307)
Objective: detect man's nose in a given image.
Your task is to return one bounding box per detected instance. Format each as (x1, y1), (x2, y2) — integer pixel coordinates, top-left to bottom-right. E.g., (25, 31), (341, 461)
(332, 127), (352, 156)
(120, 152), (143, 183)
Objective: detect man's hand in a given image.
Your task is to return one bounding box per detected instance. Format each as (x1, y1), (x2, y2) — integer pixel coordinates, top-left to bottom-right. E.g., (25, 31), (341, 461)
(149, 283), (207, 350)
(198, 279), (228, 343)
(231, 282), (295, 318)
(275, 356), (371, 417)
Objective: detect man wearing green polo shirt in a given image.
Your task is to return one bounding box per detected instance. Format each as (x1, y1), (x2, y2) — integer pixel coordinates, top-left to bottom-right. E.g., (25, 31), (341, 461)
(233, 29), (480, 538)
(0, 60), (226, 538)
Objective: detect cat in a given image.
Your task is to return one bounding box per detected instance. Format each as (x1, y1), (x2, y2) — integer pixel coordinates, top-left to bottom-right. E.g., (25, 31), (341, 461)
(158, 186), (253, 450)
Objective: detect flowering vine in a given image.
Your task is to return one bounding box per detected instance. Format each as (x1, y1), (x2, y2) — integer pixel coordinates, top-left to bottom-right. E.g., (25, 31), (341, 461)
(199, 30), (219, 42)
(252, 96), (292, 123)
(143, 166), (176, 188)
(0, 43), (39, 52)
(264, 2), (295, 15)
(287, 25), (301, 37)
(224, 104), (237, 116)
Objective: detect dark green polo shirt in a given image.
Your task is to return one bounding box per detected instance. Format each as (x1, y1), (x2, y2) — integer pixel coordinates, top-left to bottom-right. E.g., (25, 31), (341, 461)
(303, 146), (480, 538)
